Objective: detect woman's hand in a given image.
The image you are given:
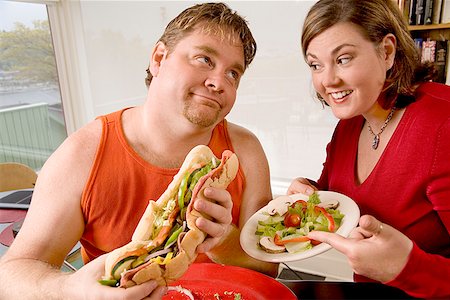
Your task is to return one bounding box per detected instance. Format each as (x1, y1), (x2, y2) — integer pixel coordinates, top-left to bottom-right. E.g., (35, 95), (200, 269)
(193, 187), (233, 253)
(307, 215), (413, 282)
(287, 177), (318, 196)
(65, 254), (167, 300)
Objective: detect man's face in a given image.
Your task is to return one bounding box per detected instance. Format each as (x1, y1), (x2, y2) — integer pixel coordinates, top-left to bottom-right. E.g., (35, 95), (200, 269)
(153, 28), (245, 128)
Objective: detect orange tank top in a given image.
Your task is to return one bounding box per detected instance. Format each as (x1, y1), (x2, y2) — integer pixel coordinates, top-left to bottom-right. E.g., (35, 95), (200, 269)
(80, 108), (245, 263)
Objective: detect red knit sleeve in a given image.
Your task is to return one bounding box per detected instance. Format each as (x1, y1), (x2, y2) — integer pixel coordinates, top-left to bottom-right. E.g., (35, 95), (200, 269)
(385, 242), (450, 299)
(385, 119), (450, 299)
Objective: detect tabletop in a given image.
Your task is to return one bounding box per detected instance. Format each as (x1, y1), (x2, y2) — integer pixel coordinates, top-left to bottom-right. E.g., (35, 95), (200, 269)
(278, 279), (418, 299)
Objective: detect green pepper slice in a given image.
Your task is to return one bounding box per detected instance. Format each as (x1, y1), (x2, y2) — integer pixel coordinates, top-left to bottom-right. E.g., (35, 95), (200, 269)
(164, 224), (183, 248)
(178, 171), (191, 210)
(98, 279), (118, 287)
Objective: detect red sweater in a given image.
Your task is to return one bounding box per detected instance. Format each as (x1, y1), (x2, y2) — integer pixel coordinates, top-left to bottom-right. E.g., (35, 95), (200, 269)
(80, 108), (245, 263)
(317, 82), (450, 299)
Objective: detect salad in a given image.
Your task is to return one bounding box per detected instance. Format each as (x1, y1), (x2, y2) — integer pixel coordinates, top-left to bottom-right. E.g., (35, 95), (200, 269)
(255, 193), (344, 254)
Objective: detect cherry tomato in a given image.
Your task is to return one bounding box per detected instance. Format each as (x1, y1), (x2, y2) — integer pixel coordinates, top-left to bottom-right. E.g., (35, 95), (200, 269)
(284, 212), (301, 227)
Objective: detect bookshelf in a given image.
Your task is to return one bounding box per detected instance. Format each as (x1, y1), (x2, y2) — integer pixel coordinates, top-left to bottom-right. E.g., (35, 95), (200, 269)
(398, 0), (450, 84)
(408, 23), (450, 40)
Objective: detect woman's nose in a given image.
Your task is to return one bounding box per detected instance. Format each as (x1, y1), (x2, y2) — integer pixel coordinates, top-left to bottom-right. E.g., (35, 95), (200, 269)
(322, 66), (341, 87)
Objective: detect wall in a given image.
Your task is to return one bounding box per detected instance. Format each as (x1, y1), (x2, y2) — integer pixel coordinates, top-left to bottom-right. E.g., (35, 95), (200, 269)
(75, 0), (338, 188)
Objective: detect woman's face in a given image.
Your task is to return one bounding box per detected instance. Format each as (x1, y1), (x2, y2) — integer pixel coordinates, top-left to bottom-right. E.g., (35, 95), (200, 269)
(305, 22), (395, 119)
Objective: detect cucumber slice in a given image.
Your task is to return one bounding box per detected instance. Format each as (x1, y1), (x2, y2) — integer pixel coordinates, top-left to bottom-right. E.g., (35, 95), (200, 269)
(131, 253), (148, 269)
(112, 256), (137, 280)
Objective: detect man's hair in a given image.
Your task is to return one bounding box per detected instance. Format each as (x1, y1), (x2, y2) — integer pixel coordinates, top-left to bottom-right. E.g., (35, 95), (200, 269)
(145, 2), (256, 88)
(301, 0), (435, 108)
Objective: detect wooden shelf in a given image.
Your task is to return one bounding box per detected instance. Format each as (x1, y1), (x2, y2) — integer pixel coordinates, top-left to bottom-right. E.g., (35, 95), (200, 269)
(409, 23), (450, 31)
(409, 23), (450, 40)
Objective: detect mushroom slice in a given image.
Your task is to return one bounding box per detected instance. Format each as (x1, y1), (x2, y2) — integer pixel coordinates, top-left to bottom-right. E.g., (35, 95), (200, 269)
(258, 236), (286, 253)
(318, 199), (339, 210)
(267, 195), (292, 216)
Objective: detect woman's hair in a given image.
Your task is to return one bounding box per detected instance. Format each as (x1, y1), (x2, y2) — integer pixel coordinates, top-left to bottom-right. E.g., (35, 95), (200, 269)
(301, 0), (436, 108)
(145, 2), (257, 88)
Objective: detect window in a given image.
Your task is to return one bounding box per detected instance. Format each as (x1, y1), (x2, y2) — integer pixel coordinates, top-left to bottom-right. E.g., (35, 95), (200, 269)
(0, 1), (67, 170)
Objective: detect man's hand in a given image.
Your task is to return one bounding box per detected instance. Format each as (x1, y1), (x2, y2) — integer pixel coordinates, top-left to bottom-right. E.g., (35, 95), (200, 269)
(193, 187), (233, 253)
(66, 254), (167, 300)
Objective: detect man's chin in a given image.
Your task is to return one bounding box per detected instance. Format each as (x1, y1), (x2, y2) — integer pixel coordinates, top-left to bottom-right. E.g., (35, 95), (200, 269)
(183, 109), (220, 128)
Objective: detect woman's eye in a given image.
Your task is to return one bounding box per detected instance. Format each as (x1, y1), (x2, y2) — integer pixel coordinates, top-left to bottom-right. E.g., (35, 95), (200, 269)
(338, 56), (351, 65)
(309, 62), (321, 71)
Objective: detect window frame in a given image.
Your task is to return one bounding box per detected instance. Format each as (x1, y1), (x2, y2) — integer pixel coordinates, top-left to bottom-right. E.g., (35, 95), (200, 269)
(10, 0), (95, 134)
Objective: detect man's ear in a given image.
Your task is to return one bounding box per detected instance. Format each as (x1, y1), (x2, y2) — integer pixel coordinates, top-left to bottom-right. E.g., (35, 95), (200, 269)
(382, 33), (397, 71)
(149, 41), (167, 77)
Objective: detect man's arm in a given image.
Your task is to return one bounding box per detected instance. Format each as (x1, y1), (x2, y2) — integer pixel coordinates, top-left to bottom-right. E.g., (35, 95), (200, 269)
(0, 121), (100, 298)
(206, 122), (279, 277)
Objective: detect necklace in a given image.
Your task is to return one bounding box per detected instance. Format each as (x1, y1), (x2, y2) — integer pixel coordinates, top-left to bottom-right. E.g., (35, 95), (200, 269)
(367, 107), (396, 150)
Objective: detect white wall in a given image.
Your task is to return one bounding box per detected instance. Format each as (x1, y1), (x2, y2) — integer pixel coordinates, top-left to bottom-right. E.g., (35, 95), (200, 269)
(71, 0), (337, 190)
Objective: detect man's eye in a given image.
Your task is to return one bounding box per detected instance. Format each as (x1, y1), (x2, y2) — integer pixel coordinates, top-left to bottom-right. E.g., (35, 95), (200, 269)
(197, 56), (212, 65)
(227, 70), (240, 80)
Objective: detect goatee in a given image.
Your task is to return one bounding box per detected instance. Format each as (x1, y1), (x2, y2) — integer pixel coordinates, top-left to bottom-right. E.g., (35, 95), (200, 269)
(183, 104), (220, 128)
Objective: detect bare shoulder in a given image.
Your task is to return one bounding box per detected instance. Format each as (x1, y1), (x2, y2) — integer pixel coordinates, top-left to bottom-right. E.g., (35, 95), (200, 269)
(36, 118), (104, 204)
(227, 121), (272, 222)
(45, 119), (102, 179)
(227, 122), (264, 155)
(227, 122), (270, 174)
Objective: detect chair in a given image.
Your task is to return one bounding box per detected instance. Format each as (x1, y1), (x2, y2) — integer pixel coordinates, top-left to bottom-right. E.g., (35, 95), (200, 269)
(0, 162), (38, 192)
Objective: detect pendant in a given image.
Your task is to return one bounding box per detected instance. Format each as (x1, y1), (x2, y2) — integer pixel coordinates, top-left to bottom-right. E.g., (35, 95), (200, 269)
(372, 134), (380, 150)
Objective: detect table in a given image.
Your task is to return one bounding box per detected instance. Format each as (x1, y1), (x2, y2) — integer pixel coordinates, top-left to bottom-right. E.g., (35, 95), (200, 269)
(0, 188), (33, 209)
(278, 279), (418, 299)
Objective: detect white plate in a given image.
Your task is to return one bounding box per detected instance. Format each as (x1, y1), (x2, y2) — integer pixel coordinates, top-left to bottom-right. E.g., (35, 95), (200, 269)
(240, 191), (360, 263)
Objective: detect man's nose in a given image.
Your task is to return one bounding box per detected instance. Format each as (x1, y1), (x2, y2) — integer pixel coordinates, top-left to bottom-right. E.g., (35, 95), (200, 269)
(205, 72), (225, 94)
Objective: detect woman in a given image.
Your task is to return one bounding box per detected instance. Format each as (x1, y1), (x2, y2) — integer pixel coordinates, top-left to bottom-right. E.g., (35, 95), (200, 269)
(288, 0), (450, 298)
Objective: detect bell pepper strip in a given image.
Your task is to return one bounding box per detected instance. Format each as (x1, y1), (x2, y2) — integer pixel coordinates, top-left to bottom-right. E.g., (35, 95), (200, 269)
(314, 206), (336, 232)
(178, 165), (205, 210)
(164, 225), (183, 248)
(152, 206), (180, 246)
(178, 171), (191, 210)
(274, 233), (311, 246)
(310, 239), (322, 246)
(291, 200), (307, 211)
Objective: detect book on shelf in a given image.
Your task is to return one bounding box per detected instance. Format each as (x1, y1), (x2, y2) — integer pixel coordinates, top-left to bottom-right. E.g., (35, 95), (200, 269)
(416, 0), (426, 25)
(424, 0), (434, 24)
(414, 38), (448, 83)
(421, 39), (436, 63)
(402, 0), (412, 21)
(432, 0), (443, 24)
(409, 0), (417, 24)
(414, 38), (424, 61)
(435, 40), (448, 83)
(442, 0), (450, 23)
(400, 0), (450, 24)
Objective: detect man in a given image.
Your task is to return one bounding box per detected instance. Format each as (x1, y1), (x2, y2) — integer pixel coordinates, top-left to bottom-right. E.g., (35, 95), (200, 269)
(0, 3), (276, 299)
